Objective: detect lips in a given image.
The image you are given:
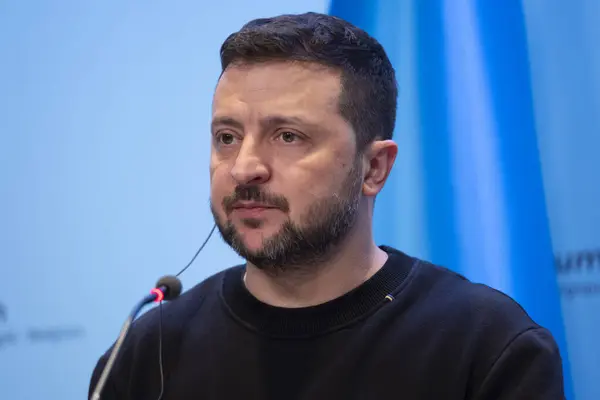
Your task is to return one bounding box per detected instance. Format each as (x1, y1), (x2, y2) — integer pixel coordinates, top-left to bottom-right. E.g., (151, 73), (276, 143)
(232, 202), (277, 210)
(231, 203), (278, 218)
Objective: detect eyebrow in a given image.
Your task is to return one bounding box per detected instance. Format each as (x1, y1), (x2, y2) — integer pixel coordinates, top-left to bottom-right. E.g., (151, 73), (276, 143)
(211, 115), (319, 132)
(211, 116), (244, 131)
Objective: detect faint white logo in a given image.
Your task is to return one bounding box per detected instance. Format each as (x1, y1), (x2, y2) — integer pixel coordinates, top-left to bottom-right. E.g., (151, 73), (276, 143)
(0, 301), (85, 350)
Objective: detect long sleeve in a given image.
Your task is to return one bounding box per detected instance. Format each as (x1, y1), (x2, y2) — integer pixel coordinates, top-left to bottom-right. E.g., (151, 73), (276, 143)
(472, 327), (565, 399)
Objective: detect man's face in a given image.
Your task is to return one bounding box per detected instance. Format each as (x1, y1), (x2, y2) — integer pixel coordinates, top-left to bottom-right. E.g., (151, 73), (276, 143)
(209, 61), (363, 271)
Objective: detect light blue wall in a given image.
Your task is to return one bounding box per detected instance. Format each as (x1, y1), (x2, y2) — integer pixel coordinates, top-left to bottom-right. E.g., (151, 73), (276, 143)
(524, 2), (600, 398)
(2, 1), (598, 399)
(0, 1), (329, 399)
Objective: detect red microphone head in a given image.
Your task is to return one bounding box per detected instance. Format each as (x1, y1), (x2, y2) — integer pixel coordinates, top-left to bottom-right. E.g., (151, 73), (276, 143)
(153, 275), (183, 302)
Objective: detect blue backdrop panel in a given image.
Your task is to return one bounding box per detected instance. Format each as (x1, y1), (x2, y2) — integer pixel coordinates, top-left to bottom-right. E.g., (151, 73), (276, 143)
(330, 0), (575, 398)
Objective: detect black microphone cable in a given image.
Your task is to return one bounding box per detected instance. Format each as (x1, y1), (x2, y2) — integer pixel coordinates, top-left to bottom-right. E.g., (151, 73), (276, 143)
(174, 223), (218, 279)
(156, 223), (218, 400)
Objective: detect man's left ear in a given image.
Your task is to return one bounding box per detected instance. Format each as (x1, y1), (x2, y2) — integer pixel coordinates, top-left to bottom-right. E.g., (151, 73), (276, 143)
(362, 140), (398, 197)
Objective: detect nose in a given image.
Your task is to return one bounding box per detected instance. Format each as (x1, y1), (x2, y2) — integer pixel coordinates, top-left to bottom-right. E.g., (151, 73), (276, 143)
(230, 140), (270, 185)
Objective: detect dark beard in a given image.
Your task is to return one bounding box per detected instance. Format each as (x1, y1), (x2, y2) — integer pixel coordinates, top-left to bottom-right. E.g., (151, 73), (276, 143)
(210, 162), (363, 274)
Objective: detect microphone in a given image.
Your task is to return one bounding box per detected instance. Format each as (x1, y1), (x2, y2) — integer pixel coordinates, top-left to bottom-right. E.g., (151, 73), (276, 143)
(153, 275), (183, 302)
(89, 275), (182, 400)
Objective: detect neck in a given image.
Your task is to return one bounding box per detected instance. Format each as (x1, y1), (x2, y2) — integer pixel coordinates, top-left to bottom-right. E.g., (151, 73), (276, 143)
(243, 215), (388, 308)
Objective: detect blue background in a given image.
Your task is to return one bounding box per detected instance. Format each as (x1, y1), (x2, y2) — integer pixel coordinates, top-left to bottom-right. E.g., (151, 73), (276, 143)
(1, 1), (598, 399)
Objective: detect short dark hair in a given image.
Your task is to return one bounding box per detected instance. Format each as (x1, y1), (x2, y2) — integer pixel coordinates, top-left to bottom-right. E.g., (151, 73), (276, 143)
(219, 12), (397, 151)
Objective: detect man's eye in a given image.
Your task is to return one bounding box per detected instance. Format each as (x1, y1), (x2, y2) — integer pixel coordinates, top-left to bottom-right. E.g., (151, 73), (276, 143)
(218, 133), (235, 145)
(279, 131), (298, 143)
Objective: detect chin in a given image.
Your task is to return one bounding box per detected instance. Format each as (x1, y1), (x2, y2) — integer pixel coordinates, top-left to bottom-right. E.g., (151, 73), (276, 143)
(236, 222), (278, 239)
(232, 232), (268, 254)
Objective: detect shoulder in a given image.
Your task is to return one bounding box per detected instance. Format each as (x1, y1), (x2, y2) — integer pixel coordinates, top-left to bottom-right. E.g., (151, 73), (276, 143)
(411, 260), (540, 334)
(89, 265), (244, 395)
(134, 266), (235, 329)
(381, 246), (541, 338)
(125, 264), (245, 344)
(406, 259), (563, 392)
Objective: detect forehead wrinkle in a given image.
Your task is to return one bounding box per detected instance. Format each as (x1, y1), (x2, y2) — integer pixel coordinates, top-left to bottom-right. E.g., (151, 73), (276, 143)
(212, 63), (347, 138)
(213, 91), (339, 127)
(216, 62), (341, 102)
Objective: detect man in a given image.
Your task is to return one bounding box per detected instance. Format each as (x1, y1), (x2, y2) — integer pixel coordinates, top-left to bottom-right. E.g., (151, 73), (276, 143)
(90, 12), (565, 399)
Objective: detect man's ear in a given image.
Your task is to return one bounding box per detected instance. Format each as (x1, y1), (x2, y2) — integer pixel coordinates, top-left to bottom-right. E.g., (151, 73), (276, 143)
(362, 140), (398, 197)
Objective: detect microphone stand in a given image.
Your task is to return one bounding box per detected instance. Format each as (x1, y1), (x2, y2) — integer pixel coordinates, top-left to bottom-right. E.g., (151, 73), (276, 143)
(90, 291), (160, 400)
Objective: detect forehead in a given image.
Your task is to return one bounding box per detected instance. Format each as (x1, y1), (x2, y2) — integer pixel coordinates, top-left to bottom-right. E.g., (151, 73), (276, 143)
(212, 61), (342, 118)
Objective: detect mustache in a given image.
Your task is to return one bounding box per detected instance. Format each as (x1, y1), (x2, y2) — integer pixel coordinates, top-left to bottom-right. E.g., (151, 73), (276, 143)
(222, 185), (290, 213)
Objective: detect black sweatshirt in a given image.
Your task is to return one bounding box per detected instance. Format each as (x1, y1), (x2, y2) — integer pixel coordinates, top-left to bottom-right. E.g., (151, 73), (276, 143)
(89, 246), (565, 399)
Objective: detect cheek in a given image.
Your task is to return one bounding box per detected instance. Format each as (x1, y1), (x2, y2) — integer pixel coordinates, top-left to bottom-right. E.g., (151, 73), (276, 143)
(209, 165), (233, 201)
(209, 152), (222, 180)
(282, 174), (332, 218)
